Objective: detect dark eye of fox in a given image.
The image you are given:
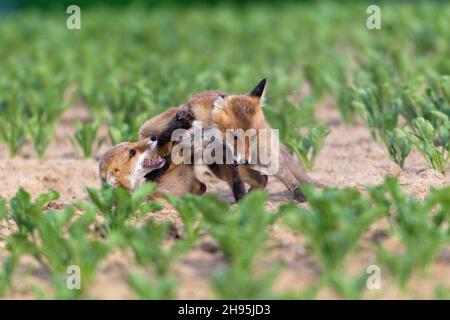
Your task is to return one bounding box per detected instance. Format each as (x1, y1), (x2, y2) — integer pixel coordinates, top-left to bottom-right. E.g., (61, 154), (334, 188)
(129, 149), (137, 158)
(150, 135), (157, 141)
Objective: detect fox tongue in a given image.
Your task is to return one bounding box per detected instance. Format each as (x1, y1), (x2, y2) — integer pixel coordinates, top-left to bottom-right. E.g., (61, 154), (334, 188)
(143, 157), (164, 168)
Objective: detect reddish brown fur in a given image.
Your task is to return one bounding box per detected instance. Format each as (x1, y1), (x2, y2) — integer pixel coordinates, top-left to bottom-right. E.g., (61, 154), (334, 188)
(100, 108), (208, 197)
(99, 139), (151, 191)
(138, 108), (178, 157)
(138, 108), (209, 197)
(137, 80), (325, 202)
(99, 139), (206, 197)
(179, 80), (325, 201)
(139, 105), (251, 200)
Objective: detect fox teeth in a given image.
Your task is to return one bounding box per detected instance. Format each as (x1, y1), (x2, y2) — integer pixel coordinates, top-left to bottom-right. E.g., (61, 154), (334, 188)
(143, 156), (164, 168)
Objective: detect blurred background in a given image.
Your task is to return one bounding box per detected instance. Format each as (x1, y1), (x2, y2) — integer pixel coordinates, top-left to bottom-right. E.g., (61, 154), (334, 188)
(0, 0), (449, 157)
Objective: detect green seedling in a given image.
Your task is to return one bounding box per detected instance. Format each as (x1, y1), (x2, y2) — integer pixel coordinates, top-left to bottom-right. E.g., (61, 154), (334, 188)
(107, 117), (132, 146)
(399, 83), (450, 128)
(282, 186), (386, 273)
(0, 257), (15, 297)
(337, 85), (358, 124)
(102, 79), (159, 144)
(399, 85), (427, 123)
(83, 182), (162, 233)
(371, 177), (450, 288)
(264, 98), (316, 136)
(4, 188), (110, 298)
(265, 98), (328, 170)
(287, 124), (330, 171)
(126, 219), (176, 277)
(70, 119), (103, 158)
(28, 117), (54, 158)
(123, 219), (180, 299)
(193, 191), (278, 272)
(386, 128), (413, 168)
(30, 208), (107, 299)
(166, 194), (204, 250)
(9, 188), (59, 237)
(0, 189), (38, 294)
(188, 191), (281, 299)
(403, 117), (449, 173)
(50, 209), (109, 299)
(212, 265), (280, 300)
(324, 272), (370, 300)
(0, 116), (27, 157)
(127, 271), (176, 300)
(106, 113), (152, 145)
(352, 83), (400, 142)
(103, 79), (155, 123)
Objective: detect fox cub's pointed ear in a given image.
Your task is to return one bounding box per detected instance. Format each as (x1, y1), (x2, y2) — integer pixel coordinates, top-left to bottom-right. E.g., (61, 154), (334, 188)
(249, 78), (267, 105)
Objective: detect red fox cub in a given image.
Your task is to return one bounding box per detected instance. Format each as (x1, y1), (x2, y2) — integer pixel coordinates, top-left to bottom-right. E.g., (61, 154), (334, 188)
(139, 107), (248, 201)
(158, 79), (324, 202)
(99, 137), (206, 197)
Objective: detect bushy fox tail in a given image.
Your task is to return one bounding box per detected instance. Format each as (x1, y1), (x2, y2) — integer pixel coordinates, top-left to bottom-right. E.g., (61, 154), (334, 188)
(281, 144), (326, 189)
(293, 166), (327, 189)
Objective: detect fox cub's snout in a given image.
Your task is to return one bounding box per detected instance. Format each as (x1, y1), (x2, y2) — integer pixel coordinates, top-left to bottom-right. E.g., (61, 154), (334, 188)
(99, 138), (166, 191)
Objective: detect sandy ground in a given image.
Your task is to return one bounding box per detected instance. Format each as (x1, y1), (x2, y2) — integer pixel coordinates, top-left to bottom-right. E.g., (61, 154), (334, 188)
(1, 102), (450, 299)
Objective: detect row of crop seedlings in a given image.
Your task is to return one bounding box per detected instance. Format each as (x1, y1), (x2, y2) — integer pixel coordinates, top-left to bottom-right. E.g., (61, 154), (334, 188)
(352, 72), (449, 173)
(1, 177), (450, 299)
(1, 3), (449, 160)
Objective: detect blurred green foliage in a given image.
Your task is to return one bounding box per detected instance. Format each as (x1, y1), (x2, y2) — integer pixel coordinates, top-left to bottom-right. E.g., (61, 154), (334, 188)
(0, 176), (450, 298)
(1, 1), (450, 172)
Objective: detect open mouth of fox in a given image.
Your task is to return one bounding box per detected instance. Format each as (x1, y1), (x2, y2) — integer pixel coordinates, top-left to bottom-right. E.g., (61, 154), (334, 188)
(143, 156), (165, 169)
(142, 155), (166, 181)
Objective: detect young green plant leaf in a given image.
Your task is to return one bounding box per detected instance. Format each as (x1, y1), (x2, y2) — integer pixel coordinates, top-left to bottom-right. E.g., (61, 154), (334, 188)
(70, 119), (103, 158)
(386, 128), (413, 168)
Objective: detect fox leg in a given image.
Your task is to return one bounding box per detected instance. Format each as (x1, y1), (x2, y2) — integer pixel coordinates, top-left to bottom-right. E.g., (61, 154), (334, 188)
(240, 167), (268, 191)
(157, 107), (195, 146)
(208, 164), (246, 202)
(229, 165), (246, 201)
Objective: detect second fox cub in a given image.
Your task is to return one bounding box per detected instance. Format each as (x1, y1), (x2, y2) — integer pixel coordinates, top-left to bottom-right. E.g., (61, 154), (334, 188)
(99, 137), (206, 197)
(159, 79), (324, 202)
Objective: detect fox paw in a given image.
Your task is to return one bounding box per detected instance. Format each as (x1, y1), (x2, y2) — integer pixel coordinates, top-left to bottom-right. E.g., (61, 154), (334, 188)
(293, 187), (307, 203)
(176, 109), (195, 127)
